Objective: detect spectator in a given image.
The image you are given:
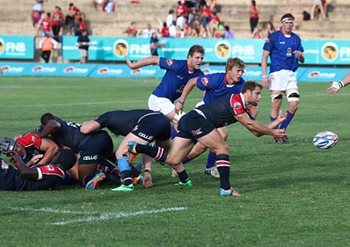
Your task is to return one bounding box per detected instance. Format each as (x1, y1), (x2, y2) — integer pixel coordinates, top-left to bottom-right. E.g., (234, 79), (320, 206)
(76, 29), (91, 64)
(311, 0), (326, 20)
(249, 0), (259, 33)
(168, 20), (177, 37)
(93, 0), (105, 10)
(252, 27), (263, 39)
(224, 25), (234, 39)
(166, 10), (175, 28)
(150, 32), (161, 56)
(31, 0), (44, 27)
(51, 6), (65, 42)
(140, 23), (154, 38)
(38, 12), (52, 36)
(302, 10), (311, 21)
(124, 22), (138, 37)
(65, 2), (80, 35)
(263, 21), (275, 38)
(176, 0), (188, 18)
(160, 22), (169, 37)
(39, 33), (58, 63)
(103, 0), (116, 13)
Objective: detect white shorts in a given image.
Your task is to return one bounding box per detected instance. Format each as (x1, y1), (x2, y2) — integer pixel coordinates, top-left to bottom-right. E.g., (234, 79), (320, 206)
(79, 49), (87, 57)
(148, 94), (175, 116)
(269, 69), (298, 91)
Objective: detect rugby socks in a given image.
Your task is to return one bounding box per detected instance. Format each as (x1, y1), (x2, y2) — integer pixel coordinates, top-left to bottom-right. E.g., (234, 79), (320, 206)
(205, 151), (216, 169)
(216, 154), (231, 190)
(178, 170), (189, 183)
(117, 156), (132, 186)
(136, 144), (168, 163)
(280, 110), (294, 130)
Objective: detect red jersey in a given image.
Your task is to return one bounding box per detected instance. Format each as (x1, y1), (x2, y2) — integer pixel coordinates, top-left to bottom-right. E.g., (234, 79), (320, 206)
(51, 11), (64, 27)
(16, 132), (42, 149)
(41, 17), (51, 32)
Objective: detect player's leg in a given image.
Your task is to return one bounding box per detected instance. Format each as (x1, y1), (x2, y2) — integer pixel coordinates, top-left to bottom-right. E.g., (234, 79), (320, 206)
(197, 129), (240, 196)
(113, 133), (149, 191)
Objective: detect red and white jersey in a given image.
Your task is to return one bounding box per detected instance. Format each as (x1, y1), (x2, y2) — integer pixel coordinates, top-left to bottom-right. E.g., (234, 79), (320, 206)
(41, 17), (51, 32)
(16, 132), (42, 149)
(36, 164), (65, 180)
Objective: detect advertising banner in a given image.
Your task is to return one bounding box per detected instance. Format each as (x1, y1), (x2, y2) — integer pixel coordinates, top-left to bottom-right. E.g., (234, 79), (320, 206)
(0, 36), (34, 59)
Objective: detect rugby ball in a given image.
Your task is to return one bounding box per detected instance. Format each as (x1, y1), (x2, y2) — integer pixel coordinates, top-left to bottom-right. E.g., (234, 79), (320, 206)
(313, 131), (338, 150)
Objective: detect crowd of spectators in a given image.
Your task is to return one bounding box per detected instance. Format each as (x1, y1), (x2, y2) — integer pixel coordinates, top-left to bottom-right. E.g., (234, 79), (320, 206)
(31, 0), (89, 42)
(124, 0), (234, 39)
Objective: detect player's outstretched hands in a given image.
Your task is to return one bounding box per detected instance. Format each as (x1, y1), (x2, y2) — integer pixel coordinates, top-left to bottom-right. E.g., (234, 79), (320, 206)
(125, 56), (136, 69)
(272, 129), (286, 138)
(327, 80), (343, 95)
(28, 154), (44, 167)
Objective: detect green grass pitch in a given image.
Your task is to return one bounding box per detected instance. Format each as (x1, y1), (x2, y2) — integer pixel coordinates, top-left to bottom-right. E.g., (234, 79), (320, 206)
(0, 77), (349, 246)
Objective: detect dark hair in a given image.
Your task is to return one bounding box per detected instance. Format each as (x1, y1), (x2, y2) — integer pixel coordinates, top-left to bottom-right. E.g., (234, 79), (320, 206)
(280, 13), (295, 22)
(187, 45), (205, 57)
(40, 113), (55, 125)
(242, 81), (262, 93)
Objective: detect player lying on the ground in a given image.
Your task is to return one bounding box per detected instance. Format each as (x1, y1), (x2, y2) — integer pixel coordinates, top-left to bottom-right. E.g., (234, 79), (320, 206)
(0, 138), (76, 191)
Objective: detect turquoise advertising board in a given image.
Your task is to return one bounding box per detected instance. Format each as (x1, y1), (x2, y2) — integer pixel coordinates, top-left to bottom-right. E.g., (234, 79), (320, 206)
(0, 36), (34, 59)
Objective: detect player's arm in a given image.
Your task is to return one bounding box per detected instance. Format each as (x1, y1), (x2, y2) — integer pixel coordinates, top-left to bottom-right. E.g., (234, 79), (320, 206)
(37, 137), (60, 165)
(12, 154), (39, 180)
(261, 50), (270, 89)
(80, 120), (102, 134)
(36, 119), (61, 138)
(328, 72), (350, 94)
(175, 77), (198, 113)
(234, 112), (285, 138)
(293, 50), (305, 63)
(125, 56), (160, 70)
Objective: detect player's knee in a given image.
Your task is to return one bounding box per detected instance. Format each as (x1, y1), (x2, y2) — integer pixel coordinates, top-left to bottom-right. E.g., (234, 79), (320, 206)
(286, 89), (300, 102)
(271, 93), (283, 102)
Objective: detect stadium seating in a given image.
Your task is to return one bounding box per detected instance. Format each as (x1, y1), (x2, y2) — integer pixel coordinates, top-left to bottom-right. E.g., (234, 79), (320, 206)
(1, 0), (349, 39)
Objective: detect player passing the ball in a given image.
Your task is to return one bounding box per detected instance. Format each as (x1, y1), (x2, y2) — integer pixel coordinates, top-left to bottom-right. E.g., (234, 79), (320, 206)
(127, 81), (287, 197)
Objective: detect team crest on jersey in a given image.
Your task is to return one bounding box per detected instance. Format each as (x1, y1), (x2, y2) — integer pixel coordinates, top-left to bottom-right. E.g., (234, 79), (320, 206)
(166, 59), (173, 66)
(201, 77), (209, 86)
(233, 102), (242, 109)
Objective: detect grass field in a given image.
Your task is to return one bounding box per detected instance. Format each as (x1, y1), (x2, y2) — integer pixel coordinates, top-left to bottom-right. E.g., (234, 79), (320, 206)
(0, 77), (349, 247)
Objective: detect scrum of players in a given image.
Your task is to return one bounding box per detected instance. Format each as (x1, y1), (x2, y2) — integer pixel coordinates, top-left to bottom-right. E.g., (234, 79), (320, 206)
(0, 17), (346, 195)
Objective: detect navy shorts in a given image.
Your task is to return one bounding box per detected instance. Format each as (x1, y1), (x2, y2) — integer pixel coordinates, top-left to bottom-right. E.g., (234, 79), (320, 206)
(131, 112), (171, 142)
(79, 131), (114, 165)
(177, 110), (215, 140)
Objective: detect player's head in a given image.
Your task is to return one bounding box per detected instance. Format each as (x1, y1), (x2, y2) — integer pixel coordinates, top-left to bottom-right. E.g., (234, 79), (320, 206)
(187, 45), (205, 71)
(54, 149), (77, 171)
(0, 137), (16, 156)
(225, 57), (245, 72)
(40, 112), (55, 126)
(242, 81), (263, 106)
(281, 13), (295, 33)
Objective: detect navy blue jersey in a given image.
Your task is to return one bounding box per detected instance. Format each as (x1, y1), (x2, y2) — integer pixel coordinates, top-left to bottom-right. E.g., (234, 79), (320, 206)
(196, 73), (245, 103)
(152, 57), (204, 102)
(52, 118), (110, 154)
(96, 110), (154, 136)
(0, 158), (64, 191)
(263, 30), (304, 73)
(196, 93), (252, 128)
(0, 158), (16, 190)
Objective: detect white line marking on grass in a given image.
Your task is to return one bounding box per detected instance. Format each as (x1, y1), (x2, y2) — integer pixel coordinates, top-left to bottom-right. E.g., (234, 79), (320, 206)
(10, 206), (188, 226)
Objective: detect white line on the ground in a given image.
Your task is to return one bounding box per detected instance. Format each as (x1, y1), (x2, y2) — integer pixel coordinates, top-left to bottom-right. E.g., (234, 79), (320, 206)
(10, 206), (188, 225)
